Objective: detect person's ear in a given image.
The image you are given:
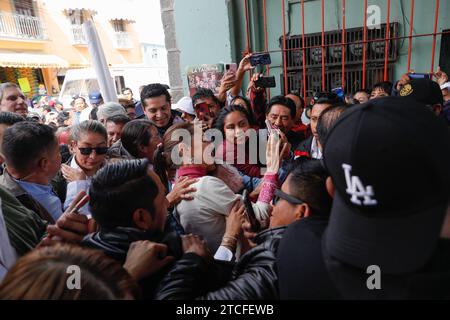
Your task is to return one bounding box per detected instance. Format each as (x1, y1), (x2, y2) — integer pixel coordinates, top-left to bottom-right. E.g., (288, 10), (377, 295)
(132, 208), (153, 230)
(440, 206), (450, 239)
(293, 203), (311, 220)
(326, 177), (335, 198)
(68, 142), (75, 154)
(37, 157), (48, 171)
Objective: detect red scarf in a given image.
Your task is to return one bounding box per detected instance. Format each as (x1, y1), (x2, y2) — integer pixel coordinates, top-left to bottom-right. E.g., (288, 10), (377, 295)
(177, 165), (208, 179)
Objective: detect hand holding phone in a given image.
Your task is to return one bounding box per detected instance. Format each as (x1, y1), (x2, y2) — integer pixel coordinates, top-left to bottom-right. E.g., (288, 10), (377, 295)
(249, 53), (272, 67)
(265, 119), (275, 136)
(242, 190), (260, 232)
(407, 72), (430, 80)
(225, 63), (237, 73)
(331, 87), (345, 102)
(70, 194), (90, 214)
(47, 191), (89, 241)
(254, 76), (276, 88)
(265, 119), (280, 137)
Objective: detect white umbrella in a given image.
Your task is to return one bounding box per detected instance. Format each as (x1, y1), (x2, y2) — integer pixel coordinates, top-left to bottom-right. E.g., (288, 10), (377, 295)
(82, 20), (118, 103)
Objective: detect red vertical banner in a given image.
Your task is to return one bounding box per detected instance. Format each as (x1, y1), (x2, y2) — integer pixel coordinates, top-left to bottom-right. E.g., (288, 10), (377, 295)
(301, 0), (307, 98)
(430, 0), (440, 78)
(341, 0), (346, 90)
(407, 0), (415, 72)
(321, 0), (326, 91)
(263, 0), (271, 99)
(281, 0), (288, 95)
(244, 0), (251, 52)
(362, 0), (368, 89)
(383, 0), (391, 81)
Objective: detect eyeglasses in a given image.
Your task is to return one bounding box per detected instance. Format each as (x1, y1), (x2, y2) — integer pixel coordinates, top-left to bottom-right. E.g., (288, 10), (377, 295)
(78, 147), (109, 155)
(273, 189), (304, 205)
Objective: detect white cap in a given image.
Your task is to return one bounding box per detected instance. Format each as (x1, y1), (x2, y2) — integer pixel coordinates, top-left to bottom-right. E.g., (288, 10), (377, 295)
(172, 96), (195, 115)
(440, 82), (450, 90)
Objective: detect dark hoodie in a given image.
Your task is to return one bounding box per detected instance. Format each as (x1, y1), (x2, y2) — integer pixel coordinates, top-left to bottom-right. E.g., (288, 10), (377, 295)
(82, 226), (183, 299)
(277, 217), (450, 299)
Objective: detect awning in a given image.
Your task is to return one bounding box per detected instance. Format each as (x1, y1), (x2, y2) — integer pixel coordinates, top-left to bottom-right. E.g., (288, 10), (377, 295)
(0, 52), (69, 68)
(45, 0), (98, 15)
(101, 5), (135, 23)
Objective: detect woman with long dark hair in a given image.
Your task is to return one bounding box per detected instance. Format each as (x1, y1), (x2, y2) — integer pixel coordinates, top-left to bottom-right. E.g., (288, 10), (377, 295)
(213, 104), (262, 178)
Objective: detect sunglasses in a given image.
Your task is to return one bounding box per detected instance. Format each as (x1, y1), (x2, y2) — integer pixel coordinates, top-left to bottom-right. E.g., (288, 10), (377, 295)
(273, 189), (304, 205)
(78, 147), (109, 155)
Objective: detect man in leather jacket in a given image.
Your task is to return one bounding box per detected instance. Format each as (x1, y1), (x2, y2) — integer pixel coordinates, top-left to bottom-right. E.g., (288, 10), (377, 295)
(82, 159), (233, 299)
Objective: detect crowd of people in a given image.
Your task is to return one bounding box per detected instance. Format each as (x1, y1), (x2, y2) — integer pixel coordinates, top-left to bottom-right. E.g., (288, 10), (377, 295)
(0, 54), (449, 300)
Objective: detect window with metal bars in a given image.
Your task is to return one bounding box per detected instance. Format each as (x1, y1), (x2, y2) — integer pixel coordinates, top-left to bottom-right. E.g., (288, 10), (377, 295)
(67, 9), (86, 26)
(281, 22), (399, 93)
(111, 20), (126, 33)
(13, 0), (35, 17)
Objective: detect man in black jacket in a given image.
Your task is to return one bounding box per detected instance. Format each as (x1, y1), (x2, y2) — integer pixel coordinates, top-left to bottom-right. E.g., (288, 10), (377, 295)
(155, 158), (332, 300)
(294, 94), (339, 159)
(141, 84), (182, 137)
(278, 97), (450, 299)
(82, 159), (182, 297)
(82, 159), (232, 299)
(265, 95), (305, 151)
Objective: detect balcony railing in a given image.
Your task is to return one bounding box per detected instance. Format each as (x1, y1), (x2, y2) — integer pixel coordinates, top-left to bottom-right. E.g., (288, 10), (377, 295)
(114, 31), (132, 49)
(0, 12), (47, 40)
(71, 25), (87, 45)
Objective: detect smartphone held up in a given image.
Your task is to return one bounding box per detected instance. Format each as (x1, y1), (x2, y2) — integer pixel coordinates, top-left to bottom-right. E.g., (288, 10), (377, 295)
(224, 63), (237, 73)
(242, 189), (260, 232)
(255, 75), (276, 88)
(249, 52), (272, 67)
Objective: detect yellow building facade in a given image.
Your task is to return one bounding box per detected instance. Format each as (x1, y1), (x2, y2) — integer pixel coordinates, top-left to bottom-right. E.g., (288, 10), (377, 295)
(0, 0), (142, 98)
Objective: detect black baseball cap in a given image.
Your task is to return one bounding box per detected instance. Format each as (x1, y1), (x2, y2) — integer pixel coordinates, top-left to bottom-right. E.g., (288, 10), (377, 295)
(399, 78), (444, 106)
(323, 97), (450, 275)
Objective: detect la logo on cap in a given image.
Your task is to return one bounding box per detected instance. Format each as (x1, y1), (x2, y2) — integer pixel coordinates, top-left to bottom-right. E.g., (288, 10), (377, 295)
(342, 164), (378, 206)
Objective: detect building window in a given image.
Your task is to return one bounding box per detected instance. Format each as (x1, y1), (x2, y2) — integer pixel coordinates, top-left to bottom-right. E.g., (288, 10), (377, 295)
(13, 0), (36, 17)
(112, 20), (126, 32)
(67, 9), (85, 26)
(66, 9), (88, 44)
(111, 20), (130, 49)
(152, 48), (158, 60)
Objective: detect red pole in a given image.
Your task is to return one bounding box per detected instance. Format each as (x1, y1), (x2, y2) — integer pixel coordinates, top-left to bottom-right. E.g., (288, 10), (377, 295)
(341, 0), (346, 90)
(301, 0), (307, 98)
(383, 0), (391, 81)
(263, 0), (269, 76)
(362, 0), (368, 89)
(281, 0), (288, 95)
(244, 0), (251, 52)
(407, 0), (415, 72)
(263, 0), (271, 99)
(321, 0), (325, 91)
(430, 0), (440, 78)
